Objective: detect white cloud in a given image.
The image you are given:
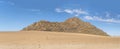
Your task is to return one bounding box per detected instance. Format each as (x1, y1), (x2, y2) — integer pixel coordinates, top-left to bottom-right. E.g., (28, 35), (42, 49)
(64, 9), (74, 14)
(55, 8), (63, 12)
(55, 8), (120, 23)
(73, 9), (88, 16)
(0, 1), (15, 5)
(28, 9), (41, 12)
(55, 8), (88, 16)
(84, 16), (94, 20)
(84, 16), (120, 23)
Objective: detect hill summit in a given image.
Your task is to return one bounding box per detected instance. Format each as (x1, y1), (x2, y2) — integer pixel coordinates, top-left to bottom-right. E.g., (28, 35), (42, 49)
(22, 17), (109, 36)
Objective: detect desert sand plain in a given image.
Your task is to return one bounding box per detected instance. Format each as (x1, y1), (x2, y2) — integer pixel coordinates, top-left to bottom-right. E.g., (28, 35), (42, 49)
(0, 31), (119, 49)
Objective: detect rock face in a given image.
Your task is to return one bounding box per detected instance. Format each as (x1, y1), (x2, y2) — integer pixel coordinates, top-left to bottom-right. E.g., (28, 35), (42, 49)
(22, 17), (109, 36)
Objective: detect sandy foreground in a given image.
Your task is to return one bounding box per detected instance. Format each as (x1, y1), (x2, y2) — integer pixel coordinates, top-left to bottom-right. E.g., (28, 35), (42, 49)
(0, 31), (119, 49)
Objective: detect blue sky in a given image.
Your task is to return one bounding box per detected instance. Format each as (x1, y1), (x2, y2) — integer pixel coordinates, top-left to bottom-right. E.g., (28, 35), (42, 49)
(0, 0), (120, 36)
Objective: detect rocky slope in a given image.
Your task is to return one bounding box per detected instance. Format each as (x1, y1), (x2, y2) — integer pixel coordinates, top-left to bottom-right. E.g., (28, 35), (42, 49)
(22, 17), (109, 36)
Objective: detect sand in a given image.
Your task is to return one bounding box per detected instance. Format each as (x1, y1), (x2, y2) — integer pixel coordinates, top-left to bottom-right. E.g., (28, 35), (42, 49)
(0, 31), (119, 49)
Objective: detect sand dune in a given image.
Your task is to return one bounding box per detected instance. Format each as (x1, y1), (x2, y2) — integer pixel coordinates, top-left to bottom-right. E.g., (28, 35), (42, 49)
(0, 31), (119, 49)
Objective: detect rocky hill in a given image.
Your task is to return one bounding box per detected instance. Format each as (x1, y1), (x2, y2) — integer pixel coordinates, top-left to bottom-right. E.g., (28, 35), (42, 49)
(22, 17), (109, 36)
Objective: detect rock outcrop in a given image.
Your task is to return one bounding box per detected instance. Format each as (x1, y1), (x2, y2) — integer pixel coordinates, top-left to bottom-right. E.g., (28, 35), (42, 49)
(22, 17), (109, 36)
